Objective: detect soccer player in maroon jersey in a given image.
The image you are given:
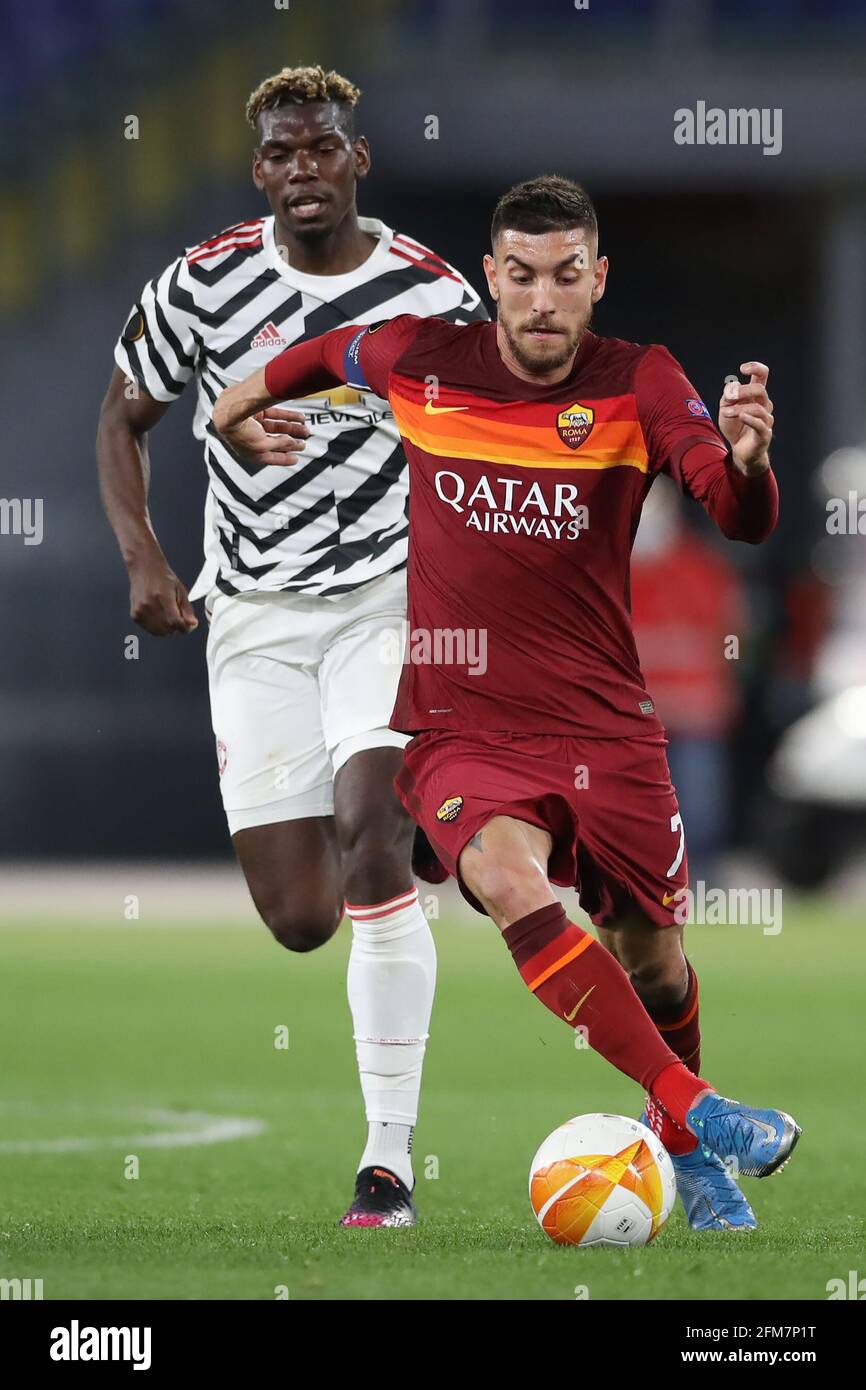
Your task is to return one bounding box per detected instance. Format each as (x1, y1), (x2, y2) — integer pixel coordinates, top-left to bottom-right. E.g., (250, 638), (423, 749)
(212, 176), (801, 1229)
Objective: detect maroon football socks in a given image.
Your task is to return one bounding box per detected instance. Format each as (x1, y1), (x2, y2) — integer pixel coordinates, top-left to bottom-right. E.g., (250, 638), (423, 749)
(501, 903), (708, 1109)
(643, 962), (703, 1153)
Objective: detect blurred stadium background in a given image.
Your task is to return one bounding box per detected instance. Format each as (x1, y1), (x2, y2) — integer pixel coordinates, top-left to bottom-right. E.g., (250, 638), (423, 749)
(1, 0), (865, 884)
(2, 0), (866, 1303)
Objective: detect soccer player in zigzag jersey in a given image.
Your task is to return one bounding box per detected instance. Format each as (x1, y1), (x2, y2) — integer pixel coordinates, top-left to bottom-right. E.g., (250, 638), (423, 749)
(97, 66), (487, 1228)
(212, 175), (802, 1233)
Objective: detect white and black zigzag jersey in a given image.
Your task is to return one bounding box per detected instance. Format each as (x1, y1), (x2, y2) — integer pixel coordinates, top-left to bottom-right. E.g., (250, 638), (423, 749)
(114, 215), (488, 599)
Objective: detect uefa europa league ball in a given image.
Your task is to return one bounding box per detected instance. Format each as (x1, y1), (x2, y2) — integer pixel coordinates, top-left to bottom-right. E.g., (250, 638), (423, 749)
(529, 1113), (676, 1248)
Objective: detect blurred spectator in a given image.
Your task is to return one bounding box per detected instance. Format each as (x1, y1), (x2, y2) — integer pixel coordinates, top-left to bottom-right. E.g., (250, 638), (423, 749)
(631, 477), (746, 882)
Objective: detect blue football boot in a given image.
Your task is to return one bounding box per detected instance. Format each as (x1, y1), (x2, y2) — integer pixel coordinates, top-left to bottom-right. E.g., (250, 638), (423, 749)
(685, 1093), (801, 1179)
(639, 1108), (757, 1231)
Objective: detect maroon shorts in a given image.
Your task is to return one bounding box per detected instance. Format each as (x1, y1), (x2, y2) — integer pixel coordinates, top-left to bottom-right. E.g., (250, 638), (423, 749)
(396, 729), (689, 928)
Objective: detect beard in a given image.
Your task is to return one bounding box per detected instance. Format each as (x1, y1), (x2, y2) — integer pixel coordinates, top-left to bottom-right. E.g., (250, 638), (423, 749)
(498, 304), (593, 376)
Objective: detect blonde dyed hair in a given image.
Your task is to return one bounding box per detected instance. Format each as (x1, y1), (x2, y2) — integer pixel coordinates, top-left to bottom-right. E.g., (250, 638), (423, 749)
(246, 65), (361, 131)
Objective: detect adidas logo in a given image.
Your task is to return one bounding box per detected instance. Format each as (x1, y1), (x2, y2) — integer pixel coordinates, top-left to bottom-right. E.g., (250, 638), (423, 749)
(250, 321), (289, 349)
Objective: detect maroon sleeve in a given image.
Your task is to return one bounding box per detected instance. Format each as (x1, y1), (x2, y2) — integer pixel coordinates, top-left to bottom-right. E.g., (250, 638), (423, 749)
(263, 324), (356, 399)
(676, 442), (779, 542)
(636, 345), (778, 543)
(263, 315), (422, 401)
(346, 314), (423, 397)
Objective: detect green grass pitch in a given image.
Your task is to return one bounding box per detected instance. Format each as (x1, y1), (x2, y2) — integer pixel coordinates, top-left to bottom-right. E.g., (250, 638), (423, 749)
(1, 897), (863, 1301)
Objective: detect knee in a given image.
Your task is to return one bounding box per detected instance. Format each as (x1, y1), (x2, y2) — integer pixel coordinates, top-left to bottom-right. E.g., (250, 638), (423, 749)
(262, 901), (341, 953)
(337, 805), (415, 901)
(464, 855), (550, 922)
(338, 800), (414, 864)
(626, 958), (688, 1015)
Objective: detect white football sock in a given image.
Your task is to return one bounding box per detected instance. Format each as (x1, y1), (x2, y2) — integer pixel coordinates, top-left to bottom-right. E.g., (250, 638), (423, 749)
(358, 1121), (415, 1191)
(346, 887), (436, 1190)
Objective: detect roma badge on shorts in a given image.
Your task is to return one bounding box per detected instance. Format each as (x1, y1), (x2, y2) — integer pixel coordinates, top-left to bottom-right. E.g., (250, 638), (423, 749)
(436, 795), (463, 823)
(556, 402), (594, 449)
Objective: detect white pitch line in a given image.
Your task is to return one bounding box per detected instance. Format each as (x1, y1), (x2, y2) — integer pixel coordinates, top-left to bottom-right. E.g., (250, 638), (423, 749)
(0, 1108), (267, 1154)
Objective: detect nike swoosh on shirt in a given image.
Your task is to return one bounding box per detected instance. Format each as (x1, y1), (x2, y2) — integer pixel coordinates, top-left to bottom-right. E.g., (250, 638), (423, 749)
(424, 402), (469, 414)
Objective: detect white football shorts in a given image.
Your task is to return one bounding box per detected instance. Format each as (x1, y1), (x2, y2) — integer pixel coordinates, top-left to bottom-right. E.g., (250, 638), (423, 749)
(206, 567), (410, 834)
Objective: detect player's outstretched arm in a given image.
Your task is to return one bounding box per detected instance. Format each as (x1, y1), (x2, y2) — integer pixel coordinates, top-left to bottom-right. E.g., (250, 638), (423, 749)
(717, 361), (773, 475)
(213, 317), (421, 467)
(97, 367), (198, 636)
(211, 368), (311, 468)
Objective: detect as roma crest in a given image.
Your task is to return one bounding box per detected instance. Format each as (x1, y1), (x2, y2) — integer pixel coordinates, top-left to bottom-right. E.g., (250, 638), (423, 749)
(557, 402), (594, 450)
(436, 796), (463, 823)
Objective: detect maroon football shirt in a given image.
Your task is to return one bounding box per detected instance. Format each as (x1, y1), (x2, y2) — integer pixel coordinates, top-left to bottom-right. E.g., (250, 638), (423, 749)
(264, 317), (778, 738)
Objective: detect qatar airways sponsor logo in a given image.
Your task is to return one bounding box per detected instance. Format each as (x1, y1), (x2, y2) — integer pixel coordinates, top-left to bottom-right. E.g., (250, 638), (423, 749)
(434, 471), (589, 540)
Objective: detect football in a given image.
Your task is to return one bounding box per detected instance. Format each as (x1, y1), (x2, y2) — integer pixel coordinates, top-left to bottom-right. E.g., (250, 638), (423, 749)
(529, 1113), (677, 1248)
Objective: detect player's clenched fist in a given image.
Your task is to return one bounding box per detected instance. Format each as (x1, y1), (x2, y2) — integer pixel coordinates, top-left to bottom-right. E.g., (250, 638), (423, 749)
(128, 548), (198, 636)
(718, 361), (773, 476)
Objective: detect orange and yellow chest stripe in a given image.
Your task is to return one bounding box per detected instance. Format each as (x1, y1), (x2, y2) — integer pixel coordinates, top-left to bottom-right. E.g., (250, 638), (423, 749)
(388, 374), (649, 473)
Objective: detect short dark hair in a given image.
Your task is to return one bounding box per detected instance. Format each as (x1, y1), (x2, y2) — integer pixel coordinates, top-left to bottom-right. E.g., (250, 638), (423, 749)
(491, 175), (598, 246)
